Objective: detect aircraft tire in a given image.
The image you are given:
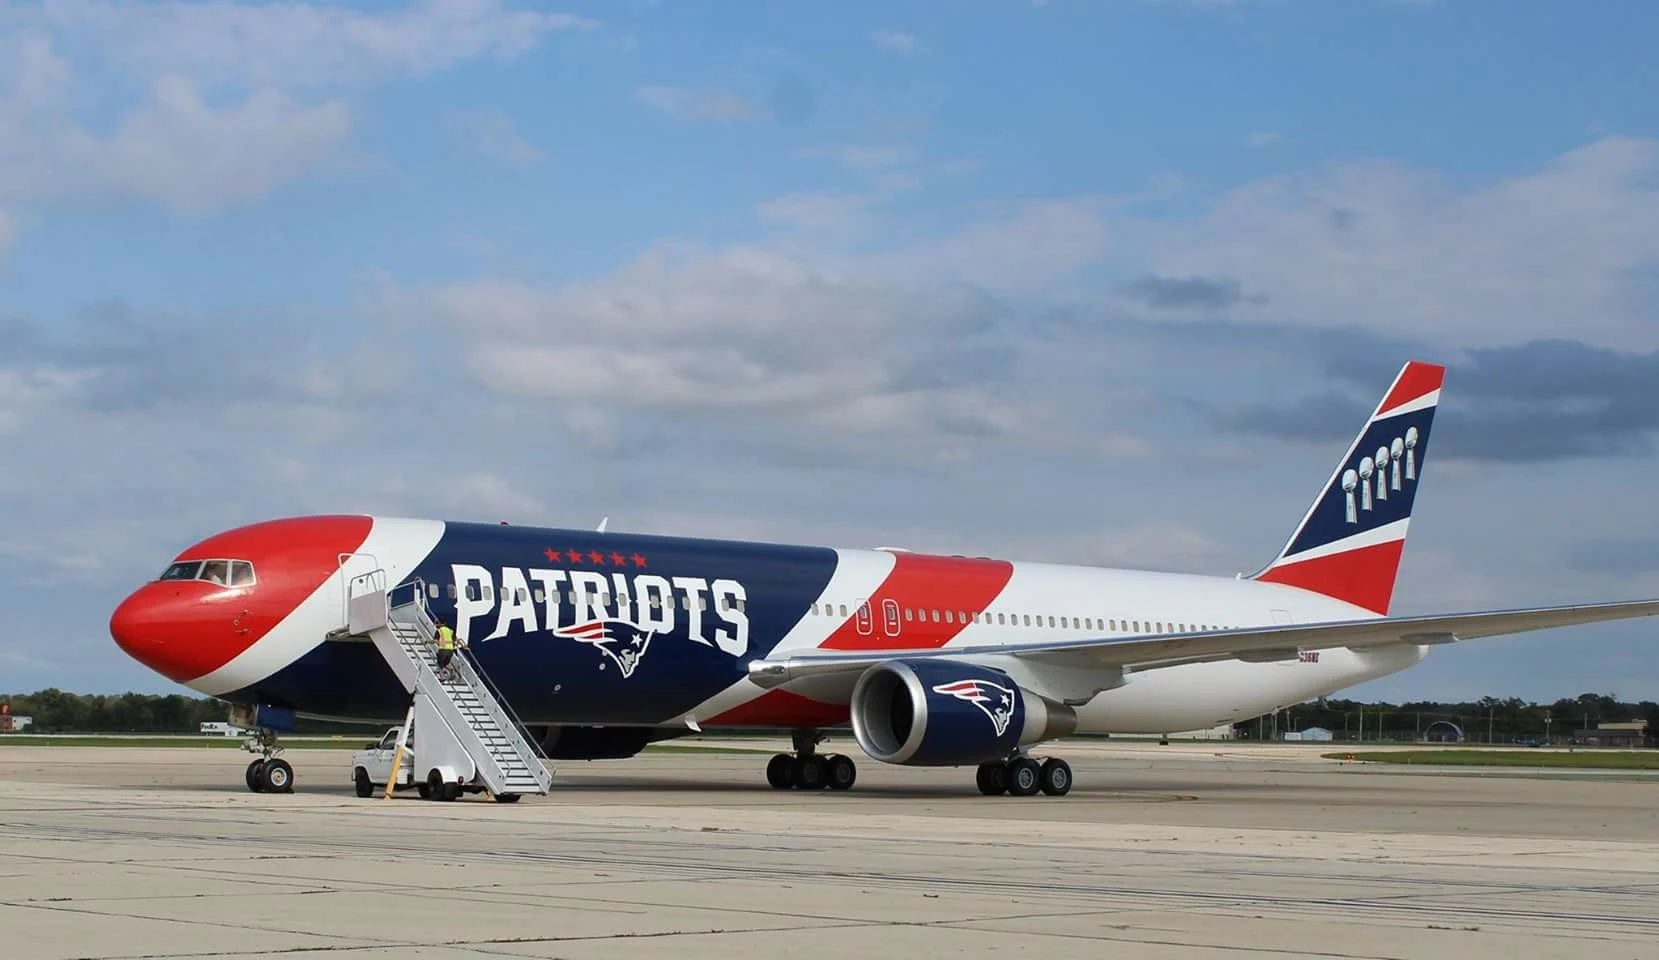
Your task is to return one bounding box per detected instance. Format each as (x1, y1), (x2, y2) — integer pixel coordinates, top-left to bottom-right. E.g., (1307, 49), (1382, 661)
(260, 758), (295, 794)
(825, 754), (857, 791)
(354, 767), (373, 798)
(793, 755), (828, 790)
(975, 761), (1008, 796)
(1039, 758), (1072, 796)
(245, 759), (267, 793)
(1007, 758), (1041, 797)
(766, 753), (794, 789)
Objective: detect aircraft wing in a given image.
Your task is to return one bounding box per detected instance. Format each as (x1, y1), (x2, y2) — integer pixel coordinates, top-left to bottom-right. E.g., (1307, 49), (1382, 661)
(748, 598), (1659, 688)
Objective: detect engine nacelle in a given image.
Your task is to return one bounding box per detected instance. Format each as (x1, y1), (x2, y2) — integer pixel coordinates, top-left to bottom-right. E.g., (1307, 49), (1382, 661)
(850, 658), (1077, 766)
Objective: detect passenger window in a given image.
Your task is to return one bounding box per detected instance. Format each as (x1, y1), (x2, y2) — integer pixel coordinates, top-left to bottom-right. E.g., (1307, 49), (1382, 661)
(534, 590), (545, 603)
(1022, 614), (1031, 626)
(427, 583), (439, 599)
(944, 610), (955, 624)
(904, 607), (913, 622)
(229, 561), (255, 587)
(931, 609), (941, 623)
(199, 560), (230, 585)
(448, 584), (458, 600)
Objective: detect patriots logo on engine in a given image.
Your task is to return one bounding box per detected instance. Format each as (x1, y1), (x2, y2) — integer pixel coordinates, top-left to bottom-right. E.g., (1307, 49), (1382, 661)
(931, 679), (1016, 737)
(554, 620), (655, 678)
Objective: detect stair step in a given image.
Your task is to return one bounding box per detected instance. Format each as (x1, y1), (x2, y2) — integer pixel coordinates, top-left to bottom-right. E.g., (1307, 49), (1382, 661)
(373, 613), (549, 796)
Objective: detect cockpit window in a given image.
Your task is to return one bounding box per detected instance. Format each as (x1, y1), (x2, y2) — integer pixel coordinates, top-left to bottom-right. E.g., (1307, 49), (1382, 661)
(156, 559), (256, 587)
(159, 561), (202, 581)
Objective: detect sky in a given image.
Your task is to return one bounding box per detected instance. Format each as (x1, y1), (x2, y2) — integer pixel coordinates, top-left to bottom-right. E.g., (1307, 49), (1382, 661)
(2, 0), (1657, 704)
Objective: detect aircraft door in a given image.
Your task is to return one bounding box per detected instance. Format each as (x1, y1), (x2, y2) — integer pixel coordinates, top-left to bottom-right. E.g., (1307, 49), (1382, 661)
(337, 551), (383, 627)
(882, 599), (902, 638)
(854, 599), (874, 637)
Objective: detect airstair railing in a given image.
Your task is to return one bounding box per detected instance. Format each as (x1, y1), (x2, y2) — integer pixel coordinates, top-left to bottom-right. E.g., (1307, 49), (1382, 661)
(388, 578), (549, 766)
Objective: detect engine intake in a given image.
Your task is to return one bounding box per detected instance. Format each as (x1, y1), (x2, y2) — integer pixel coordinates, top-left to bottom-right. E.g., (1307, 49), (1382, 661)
(850, 659), (1076, 766)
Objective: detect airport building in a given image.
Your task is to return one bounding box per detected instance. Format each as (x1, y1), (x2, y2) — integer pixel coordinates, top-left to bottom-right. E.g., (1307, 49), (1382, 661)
(1571, 721), (1655, 748)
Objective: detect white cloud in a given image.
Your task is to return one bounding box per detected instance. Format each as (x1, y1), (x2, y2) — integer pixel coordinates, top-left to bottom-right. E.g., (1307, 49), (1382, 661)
(445, 107), (543, 165)
(82, 78), (351, 213)
(756, 191), (876, 237)
(633, 85), (759, 122)
(801, 143), (916, 171)
(1129, 136), (1659, 350)
(33, 0), (598, 90)
(0, 2), (591, 217)
(868, 196), (1114, 294)
(869, 29), (926, 55)
(0, 209), (15, 262)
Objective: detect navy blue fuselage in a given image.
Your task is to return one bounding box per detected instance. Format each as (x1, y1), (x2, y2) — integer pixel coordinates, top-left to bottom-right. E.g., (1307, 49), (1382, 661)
(226, 523), (840, 724)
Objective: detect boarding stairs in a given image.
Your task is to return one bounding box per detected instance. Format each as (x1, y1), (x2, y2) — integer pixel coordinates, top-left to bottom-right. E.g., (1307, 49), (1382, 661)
(347, 573), (553, 798)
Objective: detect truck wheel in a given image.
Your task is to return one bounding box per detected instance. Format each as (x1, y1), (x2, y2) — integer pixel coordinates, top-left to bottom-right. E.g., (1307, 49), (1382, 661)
(493, 793), (521, 803)
(416, 783), (431, 799)
(354, 767), (373, 798)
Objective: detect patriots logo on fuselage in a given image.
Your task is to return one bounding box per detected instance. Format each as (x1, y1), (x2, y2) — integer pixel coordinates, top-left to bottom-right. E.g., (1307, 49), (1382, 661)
(931, 679), (1016, 737)
(554, 620), (656, 678)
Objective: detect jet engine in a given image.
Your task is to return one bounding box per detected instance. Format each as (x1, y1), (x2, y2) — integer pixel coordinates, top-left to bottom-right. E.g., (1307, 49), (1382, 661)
(849, 658), (1077, 766)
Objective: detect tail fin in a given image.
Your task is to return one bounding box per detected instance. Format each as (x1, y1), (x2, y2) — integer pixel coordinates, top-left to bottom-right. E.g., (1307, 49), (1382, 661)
(1251, 361), (1445, 615)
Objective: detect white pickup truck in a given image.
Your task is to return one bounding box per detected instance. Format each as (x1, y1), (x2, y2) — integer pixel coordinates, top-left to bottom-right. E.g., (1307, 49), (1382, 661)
(350, 726), (423, 798)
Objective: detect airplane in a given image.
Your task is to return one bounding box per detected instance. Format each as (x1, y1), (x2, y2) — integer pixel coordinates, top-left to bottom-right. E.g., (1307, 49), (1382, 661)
(109, 361), (1659, 797)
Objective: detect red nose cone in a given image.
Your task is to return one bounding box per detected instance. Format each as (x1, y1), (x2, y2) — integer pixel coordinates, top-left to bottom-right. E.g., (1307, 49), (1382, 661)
(110, 583), (236, 683)
(112, 516), (376, 686)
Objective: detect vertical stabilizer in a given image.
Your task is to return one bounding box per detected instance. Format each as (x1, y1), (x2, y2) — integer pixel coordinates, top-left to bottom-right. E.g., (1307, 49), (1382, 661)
(1251, 361), (1444, 615)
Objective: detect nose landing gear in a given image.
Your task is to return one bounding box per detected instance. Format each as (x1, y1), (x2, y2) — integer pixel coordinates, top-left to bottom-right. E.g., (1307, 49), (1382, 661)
(241, 728), (294, 793)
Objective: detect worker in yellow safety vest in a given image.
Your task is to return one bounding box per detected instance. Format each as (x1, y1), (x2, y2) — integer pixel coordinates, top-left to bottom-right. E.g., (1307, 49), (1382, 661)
(434, 618), (461, 679)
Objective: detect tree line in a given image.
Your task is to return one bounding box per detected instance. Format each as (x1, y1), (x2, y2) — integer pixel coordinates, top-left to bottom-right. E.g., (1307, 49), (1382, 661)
(3, 688), (1656, 740)
(1234, 693), (1659, 742)
(0, 689), (377, 734)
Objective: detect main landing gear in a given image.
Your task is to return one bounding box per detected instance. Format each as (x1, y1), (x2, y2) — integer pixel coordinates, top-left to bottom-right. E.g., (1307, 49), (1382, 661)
(766, 729), (857, 791)
(976, 755), (1072, 797)
(242, 729), (294, 794)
